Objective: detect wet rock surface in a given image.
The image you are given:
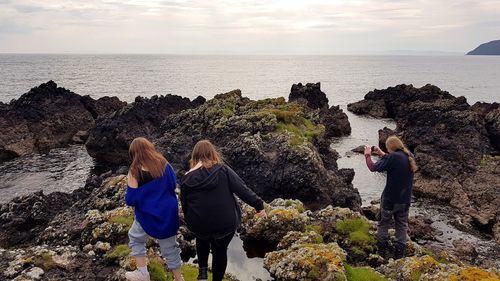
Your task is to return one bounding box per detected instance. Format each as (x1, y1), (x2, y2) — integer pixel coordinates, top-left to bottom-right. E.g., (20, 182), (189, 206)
(0, 81), (125, 162)
(348, 84), (500, 243)
(240, 198), (500, 280)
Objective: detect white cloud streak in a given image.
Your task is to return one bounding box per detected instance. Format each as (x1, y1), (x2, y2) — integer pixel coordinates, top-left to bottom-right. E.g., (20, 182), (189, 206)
(0, 0), (499, 53)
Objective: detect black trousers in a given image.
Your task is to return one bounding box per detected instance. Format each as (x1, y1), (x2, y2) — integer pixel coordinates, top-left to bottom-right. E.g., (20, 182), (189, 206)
(196, 232), (234, 281)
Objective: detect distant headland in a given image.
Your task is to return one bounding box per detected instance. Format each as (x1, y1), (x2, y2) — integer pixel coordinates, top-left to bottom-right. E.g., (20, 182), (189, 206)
(467, 39), (500, 55)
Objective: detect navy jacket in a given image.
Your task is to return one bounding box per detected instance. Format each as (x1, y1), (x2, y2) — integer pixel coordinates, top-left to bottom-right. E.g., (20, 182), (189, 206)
(371, 150), (414, 209)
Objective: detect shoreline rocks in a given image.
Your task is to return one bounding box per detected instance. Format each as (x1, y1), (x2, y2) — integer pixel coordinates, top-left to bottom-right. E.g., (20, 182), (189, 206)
(347, 84), (500, 243)
(0, 81), (125, 162)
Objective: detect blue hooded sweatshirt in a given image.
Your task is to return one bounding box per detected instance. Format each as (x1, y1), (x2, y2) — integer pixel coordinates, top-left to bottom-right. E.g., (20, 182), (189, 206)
(125, 164), (179, 239)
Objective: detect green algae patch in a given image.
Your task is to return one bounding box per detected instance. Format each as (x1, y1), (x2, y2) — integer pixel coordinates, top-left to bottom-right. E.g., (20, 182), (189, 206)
(345, 265), (388, 281)
(149, 259), (168, 281)
(33, 252), (58, 271)
(106, 244), (132, 261)
(480, 154), (500, 167)
(108, 214), (134, 227)
(336, 218), (376, 254)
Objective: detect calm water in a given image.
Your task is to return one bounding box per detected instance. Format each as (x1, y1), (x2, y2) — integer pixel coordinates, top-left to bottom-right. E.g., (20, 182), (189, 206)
(1, 55), (500, 279)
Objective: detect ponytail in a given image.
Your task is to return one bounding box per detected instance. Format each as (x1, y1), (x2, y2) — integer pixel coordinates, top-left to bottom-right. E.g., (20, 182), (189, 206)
(402, 147), (418, 173)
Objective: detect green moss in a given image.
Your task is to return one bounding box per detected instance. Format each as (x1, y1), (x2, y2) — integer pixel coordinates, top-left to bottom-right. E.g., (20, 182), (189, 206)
(109, 214), (134, 227)
(149, 259), (168, 281)
(307, 265), (321, 279)
(410, 270), (422, 281)
(222, 104), (235, 117)
(345, 265), (388, 281)
(336, 218), (375, 245)
(33, 253), (57, 271)
(480, 154), (500, 167)
(336, 218), (376, 256)
(106, 244), (132, 261)
(163, 264), (229, 281)
(305, 224), (323, 234)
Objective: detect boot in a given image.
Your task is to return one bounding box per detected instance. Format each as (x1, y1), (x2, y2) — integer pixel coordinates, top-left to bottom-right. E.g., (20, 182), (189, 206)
(376, 241), (389, 258)
(394, 242), (406, 260)
(197, 267), (208, 281)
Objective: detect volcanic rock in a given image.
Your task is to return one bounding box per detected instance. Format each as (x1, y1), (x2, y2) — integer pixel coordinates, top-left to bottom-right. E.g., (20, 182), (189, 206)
(85, 94), (205, 165)
(157, 90), (360, 209)
(0, 81), (125, 162)
(348, 84), (500, 242)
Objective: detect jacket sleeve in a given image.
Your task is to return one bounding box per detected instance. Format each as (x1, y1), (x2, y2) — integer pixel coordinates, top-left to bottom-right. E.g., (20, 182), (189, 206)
(125, 186), (139, 207)
(373, 154), (393, 172)
(180, 184), (188, 216)
(225, 165), (264, 211)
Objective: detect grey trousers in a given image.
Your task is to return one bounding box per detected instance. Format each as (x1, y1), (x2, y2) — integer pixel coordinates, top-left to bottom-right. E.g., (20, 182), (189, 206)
(128, 220), (182, 270)
(377, 204), (409, 246)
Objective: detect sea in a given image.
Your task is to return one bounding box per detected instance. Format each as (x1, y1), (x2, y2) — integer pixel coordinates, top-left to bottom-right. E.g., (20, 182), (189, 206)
(1, 54), (499, 280)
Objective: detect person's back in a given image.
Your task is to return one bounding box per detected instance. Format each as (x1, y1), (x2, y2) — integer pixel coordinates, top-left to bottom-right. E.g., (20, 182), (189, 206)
(379, 150), (414, 209)
(181, 163), (262, 239)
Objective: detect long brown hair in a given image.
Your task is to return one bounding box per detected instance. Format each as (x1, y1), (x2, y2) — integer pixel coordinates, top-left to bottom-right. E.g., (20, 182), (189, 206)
(129, 137), (168, 179)
(386, 136), (418, 172)
(189, 140), (224, 169)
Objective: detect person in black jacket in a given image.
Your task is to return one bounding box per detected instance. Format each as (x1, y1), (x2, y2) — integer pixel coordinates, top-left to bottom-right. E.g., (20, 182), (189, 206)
(180, 140), (267, 281)
(364, 136), (417, 259)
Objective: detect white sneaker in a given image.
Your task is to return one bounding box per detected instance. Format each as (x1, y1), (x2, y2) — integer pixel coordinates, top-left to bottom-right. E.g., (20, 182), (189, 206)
(125, 269), (151, 281)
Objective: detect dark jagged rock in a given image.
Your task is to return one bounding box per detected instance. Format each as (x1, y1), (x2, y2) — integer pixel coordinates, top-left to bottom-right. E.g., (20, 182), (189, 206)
(289, 82), (329, 110)
(0, 81), (125, 162)
(347, 84), (459, 119)
(378, 127), (397, 152)
(467, 39), (500, 55)
(157, 90), (360, 209)
(485, 108), (500, 150)
(85, 94), (205, 165)
(348, 84), (500, 243)
(289, 82), (351, 138)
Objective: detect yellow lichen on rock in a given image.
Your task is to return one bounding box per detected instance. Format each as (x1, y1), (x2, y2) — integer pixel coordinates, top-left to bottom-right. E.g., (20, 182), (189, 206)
(449, 267), (500, 281)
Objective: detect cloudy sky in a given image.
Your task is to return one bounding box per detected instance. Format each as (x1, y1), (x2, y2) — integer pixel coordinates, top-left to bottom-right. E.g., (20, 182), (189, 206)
(0, 0), (499, 54)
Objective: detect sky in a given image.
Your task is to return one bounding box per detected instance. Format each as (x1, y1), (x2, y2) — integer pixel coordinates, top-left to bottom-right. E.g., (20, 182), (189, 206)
(0, 0), (499, 54)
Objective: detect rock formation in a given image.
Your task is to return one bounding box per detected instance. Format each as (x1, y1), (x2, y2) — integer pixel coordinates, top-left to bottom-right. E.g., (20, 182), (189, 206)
(0, 81), (125, 162)
(85, 94), (205, 165)
(156, 90), (359, 209)
(348, 84), (500, 243)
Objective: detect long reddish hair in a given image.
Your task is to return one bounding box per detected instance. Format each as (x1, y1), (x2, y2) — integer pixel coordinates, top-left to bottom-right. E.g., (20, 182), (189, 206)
(129, 137), (167, 179)
(189, 140), (224, 169)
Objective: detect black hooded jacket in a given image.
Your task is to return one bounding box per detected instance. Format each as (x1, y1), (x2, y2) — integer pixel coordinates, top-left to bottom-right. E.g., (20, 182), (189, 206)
(180, 164), (264, 240)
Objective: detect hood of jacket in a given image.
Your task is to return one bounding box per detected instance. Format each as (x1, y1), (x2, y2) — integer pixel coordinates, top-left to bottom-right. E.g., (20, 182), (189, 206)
(181, 164), (224, 190)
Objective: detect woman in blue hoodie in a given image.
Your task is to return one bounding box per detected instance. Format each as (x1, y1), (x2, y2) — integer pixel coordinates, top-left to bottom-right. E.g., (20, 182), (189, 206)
(124, 137), (183, 281)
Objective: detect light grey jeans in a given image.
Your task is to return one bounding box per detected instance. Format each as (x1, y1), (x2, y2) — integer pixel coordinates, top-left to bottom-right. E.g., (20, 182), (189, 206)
(128, 220), (182, 270)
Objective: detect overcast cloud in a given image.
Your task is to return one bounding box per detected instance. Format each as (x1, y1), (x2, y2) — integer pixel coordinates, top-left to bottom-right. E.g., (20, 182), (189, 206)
(0, 0), (499, 53)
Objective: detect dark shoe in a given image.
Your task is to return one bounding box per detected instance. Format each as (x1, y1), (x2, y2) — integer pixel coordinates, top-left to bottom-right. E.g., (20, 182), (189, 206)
(197, 267), (208, 281)
(394, 243), (406, 259)
(377, 241), (389, 258)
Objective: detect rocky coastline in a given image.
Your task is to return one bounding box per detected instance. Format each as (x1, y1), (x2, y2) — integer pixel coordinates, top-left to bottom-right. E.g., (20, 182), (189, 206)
(348, 84), (500, 244)
(0, 82), (499, 280)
